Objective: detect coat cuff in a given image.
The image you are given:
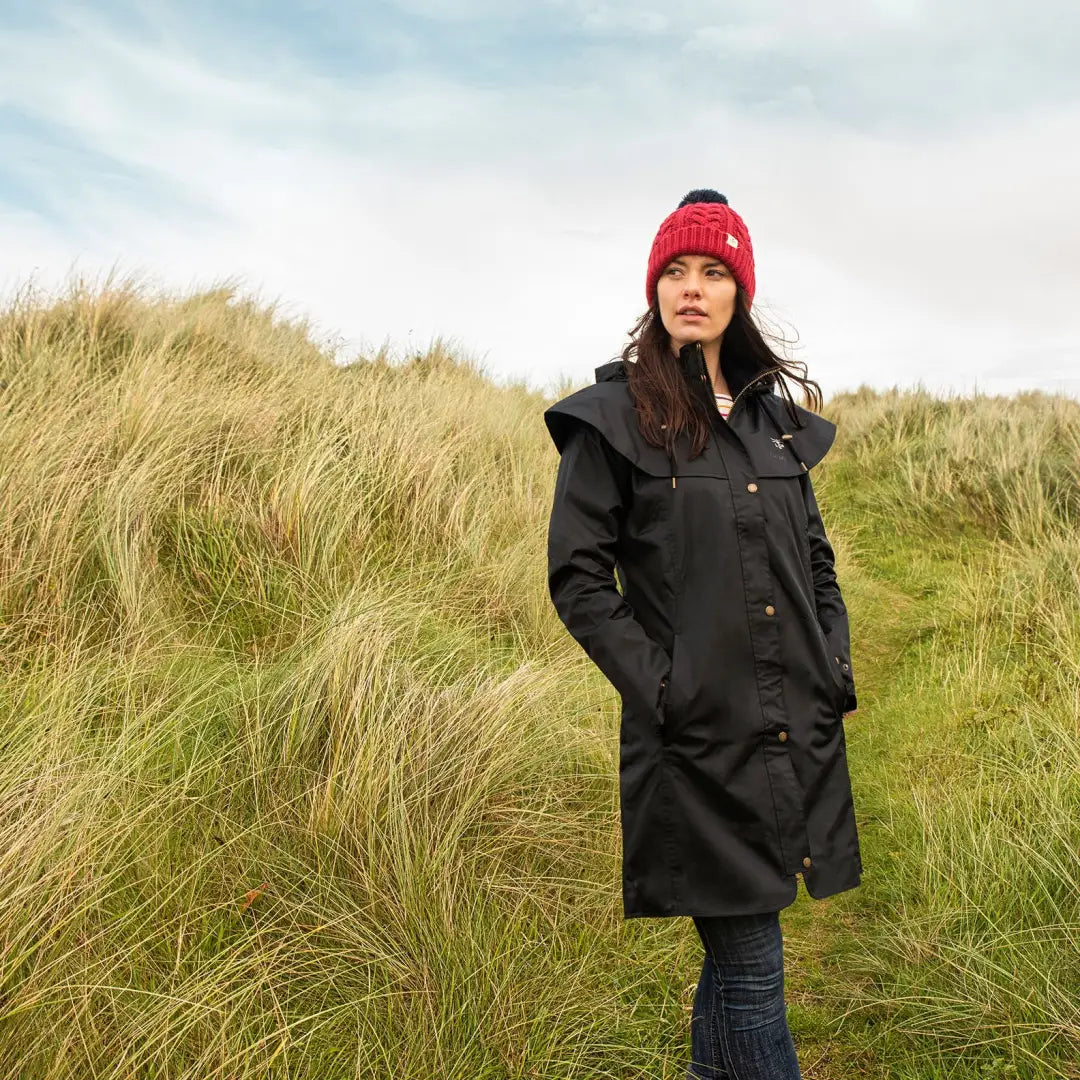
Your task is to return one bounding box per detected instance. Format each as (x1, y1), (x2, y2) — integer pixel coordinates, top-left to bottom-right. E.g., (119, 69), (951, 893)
(824, 624), (857, 713)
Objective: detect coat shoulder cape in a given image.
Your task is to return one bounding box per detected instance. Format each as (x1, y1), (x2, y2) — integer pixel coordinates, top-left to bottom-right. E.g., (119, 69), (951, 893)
(543, 359), (838, 472)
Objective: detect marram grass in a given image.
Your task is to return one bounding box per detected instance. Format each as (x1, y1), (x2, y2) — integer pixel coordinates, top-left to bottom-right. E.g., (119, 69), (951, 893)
(0, 275), (1077, 1078)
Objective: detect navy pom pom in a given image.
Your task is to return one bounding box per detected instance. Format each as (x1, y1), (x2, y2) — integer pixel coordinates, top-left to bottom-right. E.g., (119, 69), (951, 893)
(677, 188), (729, 209)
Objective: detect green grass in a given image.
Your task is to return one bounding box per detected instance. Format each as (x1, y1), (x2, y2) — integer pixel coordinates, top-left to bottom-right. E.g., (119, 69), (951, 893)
(0, 273), (1077, 1077)
(788, 402), (1080, 1078)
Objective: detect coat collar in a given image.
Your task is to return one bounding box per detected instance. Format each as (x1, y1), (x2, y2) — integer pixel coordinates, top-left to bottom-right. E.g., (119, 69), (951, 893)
(595, 342), (775, 400)
(591, 344), (836, 470)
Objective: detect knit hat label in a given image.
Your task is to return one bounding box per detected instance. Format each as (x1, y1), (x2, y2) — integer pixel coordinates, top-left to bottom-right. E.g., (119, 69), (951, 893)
(726, 234), (739, 248)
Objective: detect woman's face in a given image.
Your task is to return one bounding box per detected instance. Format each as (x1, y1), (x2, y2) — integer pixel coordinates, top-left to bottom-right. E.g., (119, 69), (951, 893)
(656, 253), (738, 354)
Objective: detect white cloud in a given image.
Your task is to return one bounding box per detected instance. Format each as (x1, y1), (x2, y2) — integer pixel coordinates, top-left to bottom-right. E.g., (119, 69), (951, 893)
(0, 3), (1077, 402)
(579, 5), (668, 33)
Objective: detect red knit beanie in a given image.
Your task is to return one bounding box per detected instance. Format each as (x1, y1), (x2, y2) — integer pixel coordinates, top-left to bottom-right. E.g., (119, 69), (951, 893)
(645, 189), (756, 310)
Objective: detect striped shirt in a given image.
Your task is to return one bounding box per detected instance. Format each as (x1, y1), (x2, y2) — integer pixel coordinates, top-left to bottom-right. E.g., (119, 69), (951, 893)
(714, 391), (734, 421)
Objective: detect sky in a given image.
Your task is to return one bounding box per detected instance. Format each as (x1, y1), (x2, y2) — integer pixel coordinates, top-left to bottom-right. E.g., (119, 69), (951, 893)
(2, 1), (1079, 399)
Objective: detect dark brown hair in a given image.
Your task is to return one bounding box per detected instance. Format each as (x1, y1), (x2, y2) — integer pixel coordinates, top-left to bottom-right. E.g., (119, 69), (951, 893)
(618, 287), (824, 461)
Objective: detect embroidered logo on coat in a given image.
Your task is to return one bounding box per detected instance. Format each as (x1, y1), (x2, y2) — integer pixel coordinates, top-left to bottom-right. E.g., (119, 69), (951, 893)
(770, 436), (785, 452)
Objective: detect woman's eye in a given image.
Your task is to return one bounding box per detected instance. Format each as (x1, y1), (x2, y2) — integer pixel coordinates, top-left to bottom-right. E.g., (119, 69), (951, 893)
(666, 267), (724, 276)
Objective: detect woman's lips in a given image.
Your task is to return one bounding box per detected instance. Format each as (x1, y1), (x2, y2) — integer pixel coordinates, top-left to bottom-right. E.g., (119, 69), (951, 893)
(679, 312), (705, 319)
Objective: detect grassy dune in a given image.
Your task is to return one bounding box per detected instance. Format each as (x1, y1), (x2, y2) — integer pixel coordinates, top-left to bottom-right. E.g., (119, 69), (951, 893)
(0, 276), (1077, 1078)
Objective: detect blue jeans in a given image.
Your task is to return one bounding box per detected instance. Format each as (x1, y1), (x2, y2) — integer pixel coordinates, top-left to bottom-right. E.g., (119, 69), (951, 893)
(686, 912), (802, 1079)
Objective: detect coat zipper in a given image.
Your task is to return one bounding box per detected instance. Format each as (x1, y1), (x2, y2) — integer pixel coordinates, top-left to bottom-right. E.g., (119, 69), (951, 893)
(671, 348), (787, 489)
(725, 362), (789, 418)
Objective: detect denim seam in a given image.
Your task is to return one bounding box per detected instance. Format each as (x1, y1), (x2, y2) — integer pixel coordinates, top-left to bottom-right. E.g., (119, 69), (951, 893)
(706, 956), (725, 1079)
(715, 969), (742, 1080)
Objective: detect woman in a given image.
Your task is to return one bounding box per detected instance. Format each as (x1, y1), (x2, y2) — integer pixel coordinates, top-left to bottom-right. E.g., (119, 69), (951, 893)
(543, 189), (862, 1079)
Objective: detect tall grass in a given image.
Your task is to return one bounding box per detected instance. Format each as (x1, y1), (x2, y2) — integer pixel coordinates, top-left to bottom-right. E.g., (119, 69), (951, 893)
(818, 388), (1080, 1076)
(0, 273), (1077, 1077)
(0, 275), (691, 1079)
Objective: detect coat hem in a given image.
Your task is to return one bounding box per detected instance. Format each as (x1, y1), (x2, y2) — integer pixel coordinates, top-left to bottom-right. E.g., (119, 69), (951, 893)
(800, 869), (863, 901)
(622, 878), (800, 919)
(620, 869), (863, 918)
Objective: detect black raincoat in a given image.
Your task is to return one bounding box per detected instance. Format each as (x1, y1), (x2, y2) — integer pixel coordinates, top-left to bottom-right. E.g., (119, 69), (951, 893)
(544, 340), (862, 918)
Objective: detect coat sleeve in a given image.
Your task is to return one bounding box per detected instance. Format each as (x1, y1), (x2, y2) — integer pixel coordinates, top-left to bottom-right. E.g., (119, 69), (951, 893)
(547, 418), (673, 717)
(801, 473), (858, 713)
